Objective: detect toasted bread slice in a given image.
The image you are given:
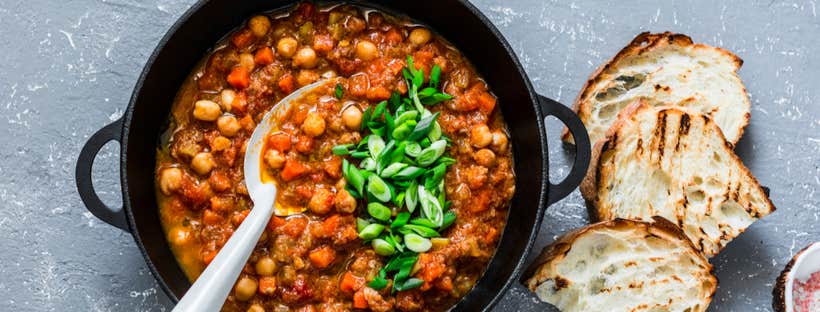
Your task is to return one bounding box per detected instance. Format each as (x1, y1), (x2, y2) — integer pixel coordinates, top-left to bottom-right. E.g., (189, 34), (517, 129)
(563, 32), (750, 145)
(525, 218), (717, 312)
(581, 101), (775, 257)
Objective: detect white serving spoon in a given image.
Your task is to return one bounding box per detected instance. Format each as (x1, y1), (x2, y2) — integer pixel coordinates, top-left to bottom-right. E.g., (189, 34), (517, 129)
(172, 79), (335, 312)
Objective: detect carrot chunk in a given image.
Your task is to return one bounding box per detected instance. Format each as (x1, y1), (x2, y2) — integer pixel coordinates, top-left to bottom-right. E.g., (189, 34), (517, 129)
(278, 73), (296, 94)
(308, 246), (336, 269)
(281, 158), (307, 181)
(227, 67), (250, 89)
(282, 217), (308, 237)
(340, 272), (364, 293)
(254, 47), (274, 65)
(353, 289), (368, 309)
(267, 215), (286, 231)
(267, 133), (292, 152)
(258, 276), (277, 295)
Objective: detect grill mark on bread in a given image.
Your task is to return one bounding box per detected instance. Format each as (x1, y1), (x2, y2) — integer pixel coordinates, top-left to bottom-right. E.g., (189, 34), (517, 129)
(656, 111), (668, 159)
(675, 113), (691, 151)
(554, 276), (570, 290)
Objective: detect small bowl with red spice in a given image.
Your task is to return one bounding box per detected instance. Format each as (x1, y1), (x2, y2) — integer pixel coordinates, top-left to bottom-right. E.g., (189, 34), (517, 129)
(775, 242), (820, 312)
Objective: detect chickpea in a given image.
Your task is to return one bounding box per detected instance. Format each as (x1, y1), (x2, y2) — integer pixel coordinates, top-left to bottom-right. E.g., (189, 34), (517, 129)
(474, 148), (496, 167)
(341, 105), (362, 130)
(308, 188), (333, 215)
(301, 112), (326, 137)
(276, 37), (298, 58)
(217, 115), (242, 137)
(248, 15), (271, 37)
(220, 89), (236, 112)
(334, 189), (357, 214)
(293, 47), (318, 68)
(296, 70), (319, 86)
(408, 28), (432, 46)
(191, 152), (216, 175)
(264, 149), (286, 169)
(491, 130), (508, 153)
(470, 124), (492, 148)
(239, 52), (255, 72)
(193, 100), (222, 121)
(355, 40), (378, 61)
(167, 226), (191, 245)
(247, 304), (265, 312)
(159, 167), (183, 195)
(234, 276), (258, 301)
(255, 256), (277, 276)
(212, 136), (232, 151)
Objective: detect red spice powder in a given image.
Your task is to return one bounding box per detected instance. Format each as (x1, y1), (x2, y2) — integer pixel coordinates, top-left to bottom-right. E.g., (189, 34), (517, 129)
(794, 270), (820, 312)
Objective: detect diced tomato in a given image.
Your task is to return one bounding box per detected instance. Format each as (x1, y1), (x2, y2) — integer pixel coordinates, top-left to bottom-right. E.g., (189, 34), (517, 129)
(258, 276), (277, 295)
(231, 91), (248, 113)
(294, 184), (313, 199)
(322, 215), (341, 236)
(227, 67), (250, 89)
(323, 157), (342, 179)
(366, 86), (391, 101)
(416, 253), (446, 291)
(278, 73), (296, 94)
(210, 196), (235, 213)
(385, 28), (403, 45)
(294, 135), (314, 153)
(254, 47), (274, 65)
(436, 276), (454, 291)
(312, 34), (335, 53)
(202, 250), (218, 265)
(484, 227), (499, 244)
(349, 74), (368, 97)
(281, 158), (308, 181)
(308, 246), (336, 269)
(468, 189), (491, 213)
(208, 171), (231, 192)
(231, 28), (255, 49)
(283, 217), (308, 237)
(353, 289), (368, 309)
(267, 133), (292, 152)
(340, 272), (365, 293)
(239, 114), (255, 131)
(477, 92), (497, 113)
(232, 210), (250, 226)
(267, 215), (286, 231)
(202, 209), (222, 225)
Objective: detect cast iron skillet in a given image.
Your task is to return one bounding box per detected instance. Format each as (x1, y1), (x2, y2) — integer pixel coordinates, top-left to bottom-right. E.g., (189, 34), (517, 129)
(75, 1), (590, 310)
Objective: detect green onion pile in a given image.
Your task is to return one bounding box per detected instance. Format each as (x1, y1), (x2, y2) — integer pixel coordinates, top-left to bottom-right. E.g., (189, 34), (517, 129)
(333, 56), (454, 292)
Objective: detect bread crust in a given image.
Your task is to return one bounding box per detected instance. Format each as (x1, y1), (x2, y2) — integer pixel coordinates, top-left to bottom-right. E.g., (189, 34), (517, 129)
(581, 101), (776, 256)
(525, 217), (717, 311)
(562, 32), (749, 145)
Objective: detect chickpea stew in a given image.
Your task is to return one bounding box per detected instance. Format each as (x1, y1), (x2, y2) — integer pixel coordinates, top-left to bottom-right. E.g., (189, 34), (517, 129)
(155, 3), (515, 312)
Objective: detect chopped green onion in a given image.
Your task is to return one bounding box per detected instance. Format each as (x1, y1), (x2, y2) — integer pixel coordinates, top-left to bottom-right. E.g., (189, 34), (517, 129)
(391, 212), (411, 228)
(361, 106), (373, 131)
(368, 273), (389, 290)
(391, 123), (413, 141)
(428, 122), (442, 141)
(343, 159), (365, 195)
(409, 218), (438, 229)
(399, 224), (440, 238)
(367, 135), (386, 158)
(405, 142), (422, 158)
(367, 202), (392, 222)
(332, 144), (353, 155)
(407, 112), (439, 142)
(404, 233), (432, 253)
(359, 223), (385, 240)
(350, 151), (370, 159)
(430, 65), (442, 89)
(418, 186), (444, 226)
(372, 238), (396, 256)
(367, 175), (392, 203)
(357, 218), (370, 232)
(335, 83), (344, 99)
(416, 140), (447, 166)
(392, 166), (425, 180)
(360, 157), (377, 171)
(420, 93), (453, 105)
(395, 278), (424, 291)
(405, 180), (419, 213)
(440, 211), (457, 231)
(380, 162), (408, 178)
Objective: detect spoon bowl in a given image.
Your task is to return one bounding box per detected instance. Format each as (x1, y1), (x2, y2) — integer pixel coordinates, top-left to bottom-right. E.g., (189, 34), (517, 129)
(171, 78), (335, 312)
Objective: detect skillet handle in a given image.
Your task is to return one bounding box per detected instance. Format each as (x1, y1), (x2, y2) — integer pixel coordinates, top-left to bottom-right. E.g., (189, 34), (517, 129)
(75, 117), (129, 232)
(536, 94), (591, 206)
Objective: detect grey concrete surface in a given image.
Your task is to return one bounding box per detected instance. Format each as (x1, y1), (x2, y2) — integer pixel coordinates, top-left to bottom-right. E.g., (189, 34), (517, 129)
(0, 0), (817, 311)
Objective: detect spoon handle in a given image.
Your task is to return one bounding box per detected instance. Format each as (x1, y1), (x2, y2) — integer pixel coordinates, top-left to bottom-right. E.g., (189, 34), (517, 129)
(172, 195), (274, 312)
